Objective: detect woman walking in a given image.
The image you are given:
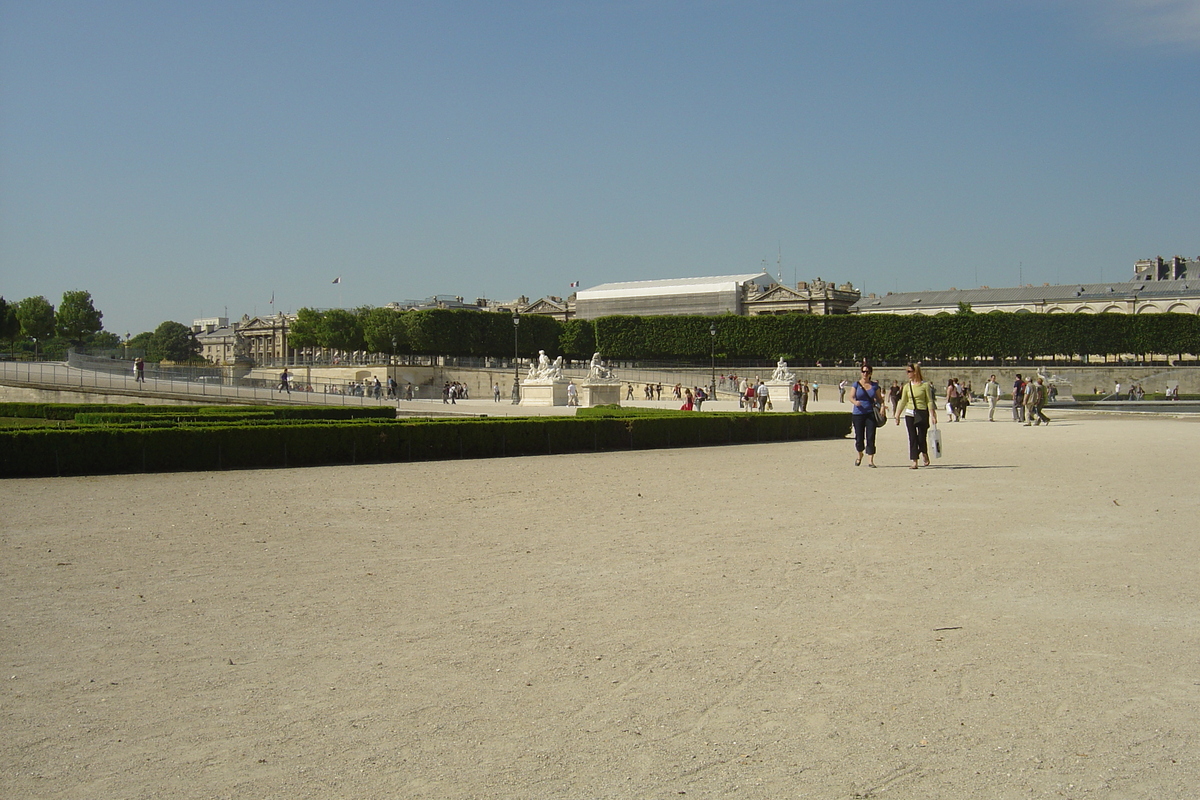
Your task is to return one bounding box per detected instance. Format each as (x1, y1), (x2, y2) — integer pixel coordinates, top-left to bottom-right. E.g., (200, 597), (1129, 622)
(895, 363), (938, 469)
(851, 364), (882, 467)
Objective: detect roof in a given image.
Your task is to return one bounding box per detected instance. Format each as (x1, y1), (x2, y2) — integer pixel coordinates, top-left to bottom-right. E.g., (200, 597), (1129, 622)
(577, 273), (773, 301)
(851, 280), (1200, 312)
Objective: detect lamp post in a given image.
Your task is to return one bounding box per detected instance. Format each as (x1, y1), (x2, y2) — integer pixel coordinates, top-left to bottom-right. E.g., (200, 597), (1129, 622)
(709, 322), (717, 405)
(512, 313), (521, 404)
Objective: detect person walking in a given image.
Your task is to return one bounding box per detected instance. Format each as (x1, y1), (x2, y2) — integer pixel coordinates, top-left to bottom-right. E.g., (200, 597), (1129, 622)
(1012, 374), (1026, 422)
(278, 368), (291, 394)
(566, 381), (578, 407)
(984, 374), (1000, 421)
(1028, 377), (1051, 425)
(134, 357), (145, 383)
(755, 380), (769, 412)
(851, 364), (882, 467)
(493, 383), (500, 402)
(895, 363), (938, 469)
(1023, 378), (1040, 425)
(791, 378), (803, 412)
(945, 378), (960, 422)
(838, 379), (848, 403)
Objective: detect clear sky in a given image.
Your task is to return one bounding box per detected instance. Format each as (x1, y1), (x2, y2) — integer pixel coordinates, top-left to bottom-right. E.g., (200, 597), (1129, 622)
(2, 0), (1198, 336)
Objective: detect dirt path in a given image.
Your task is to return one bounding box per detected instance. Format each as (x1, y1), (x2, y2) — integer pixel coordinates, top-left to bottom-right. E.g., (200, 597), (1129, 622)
(3, 411), (1198, 798)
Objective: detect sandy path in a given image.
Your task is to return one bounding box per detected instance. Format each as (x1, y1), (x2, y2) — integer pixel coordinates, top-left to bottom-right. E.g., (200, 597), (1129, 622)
(3, 411), (1199, 799)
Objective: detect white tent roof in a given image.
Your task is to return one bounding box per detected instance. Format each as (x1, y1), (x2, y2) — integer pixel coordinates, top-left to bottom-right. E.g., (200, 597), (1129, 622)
(577, 273), (773, 301)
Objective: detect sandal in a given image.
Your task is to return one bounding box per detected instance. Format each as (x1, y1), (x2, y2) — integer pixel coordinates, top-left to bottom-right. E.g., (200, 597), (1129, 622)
(855, 454), (863, 467)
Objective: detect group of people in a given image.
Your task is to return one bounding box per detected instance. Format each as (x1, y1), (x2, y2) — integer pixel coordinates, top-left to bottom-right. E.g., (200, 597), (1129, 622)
(1011, 374), (1051, 425)
(442, 381), (469, 403)
(848, 363), (939, 469)
(942, 378), (973, 422)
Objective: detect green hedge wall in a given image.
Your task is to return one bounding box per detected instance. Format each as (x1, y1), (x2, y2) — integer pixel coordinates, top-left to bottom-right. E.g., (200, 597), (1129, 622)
(0, 412), (851, 478)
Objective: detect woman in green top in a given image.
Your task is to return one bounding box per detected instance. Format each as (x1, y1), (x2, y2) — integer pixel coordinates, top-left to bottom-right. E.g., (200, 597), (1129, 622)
(894, 363), (938, 469)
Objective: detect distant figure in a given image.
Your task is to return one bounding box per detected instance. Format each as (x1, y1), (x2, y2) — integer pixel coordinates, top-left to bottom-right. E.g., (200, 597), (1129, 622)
(566, 382), (578, 406)
(134, 357), (145, 383)
(493, 383), (501, 402)
(278, 369), (291, 394)
(755, 380), (769, 412)
(984, 374), (1000, 421)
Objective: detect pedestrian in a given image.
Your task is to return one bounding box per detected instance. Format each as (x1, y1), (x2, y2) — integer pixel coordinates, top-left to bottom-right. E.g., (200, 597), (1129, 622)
(851, 364), (882, 467)
(887, 380), (901, 418)
(838, 379), (848, 403)
(744, 382), (756, 411)
(134, 357), (145, 383)
(1028, 377), (1051, 425)
(895, 363), (937, 469)
(800, 380), (810, 412)
(1012, 374), (1026, 422)
(945, 378), (959, 421)
(694, 386), (706, 411)
(755, 380), (769, 412)
(811, 382), (820, 402)
(566, 381), (578, 406)
(493, 383), (500, 402)
(681, 388), (694, 411)
(1023, 378), (1040, 425)
(984, 374), (1000, 421)
(278, 368), (291, 394)
(791, 378), (803, 412)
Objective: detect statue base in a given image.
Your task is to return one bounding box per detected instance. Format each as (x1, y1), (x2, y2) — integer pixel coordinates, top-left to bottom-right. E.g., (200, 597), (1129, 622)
(519, 382), (569, 406)
(764, 381), (796, 411)
(581, 382), (622, 407)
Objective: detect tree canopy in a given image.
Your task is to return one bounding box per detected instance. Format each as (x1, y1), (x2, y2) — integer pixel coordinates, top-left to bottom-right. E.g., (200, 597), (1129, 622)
(149, 321), (201, 362)
(56, 290), (104, 345)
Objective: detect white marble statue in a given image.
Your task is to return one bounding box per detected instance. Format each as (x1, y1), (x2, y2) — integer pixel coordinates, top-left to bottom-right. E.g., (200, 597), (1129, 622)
(587, 352), (616, 381)
(771, 357), (795, 383)
(522, 349), (567, 384)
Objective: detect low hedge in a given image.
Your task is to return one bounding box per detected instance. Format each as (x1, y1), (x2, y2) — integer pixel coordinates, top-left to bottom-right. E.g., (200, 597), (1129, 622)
(0, 403), (396, 422)
(0, 411), (851, 478)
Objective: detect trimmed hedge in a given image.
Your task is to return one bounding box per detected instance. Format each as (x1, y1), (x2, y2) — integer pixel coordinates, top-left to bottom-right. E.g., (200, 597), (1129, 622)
(0, 411), (851, 478)
(0, 403), (396, 422)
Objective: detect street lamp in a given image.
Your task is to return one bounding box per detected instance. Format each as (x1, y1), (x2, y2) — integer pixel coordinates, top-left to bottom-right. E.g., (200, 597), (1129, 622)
(709, 322), (717, 405)
(512, 313), (521, 404)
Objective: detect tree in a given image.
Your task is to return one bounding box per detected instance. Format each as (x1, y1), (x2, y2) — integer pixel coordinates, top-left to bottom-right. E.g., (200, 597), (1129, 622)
(149, 321), (200, 362)
(317, 308), (365, 353)
(360, 307), (408, 355)
(15, 296), (56, 355)
(0, 297), (21, 351)
(56, 290), (104, 345)
(288, 308), (324, 351)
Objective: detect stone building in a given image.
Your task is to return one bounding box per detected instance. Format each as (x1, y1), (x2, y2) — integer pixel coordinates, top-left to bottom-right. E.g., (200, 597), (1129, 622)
(743, 278), (860, 315)
(574, 273), (776, 319)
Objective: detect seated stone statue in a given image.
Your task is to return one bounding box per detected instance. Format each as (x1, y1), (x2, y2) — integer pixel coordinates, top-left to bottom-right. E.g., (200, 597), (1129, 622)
(771, 357), (794, 382)
(587, 352), (614, 381)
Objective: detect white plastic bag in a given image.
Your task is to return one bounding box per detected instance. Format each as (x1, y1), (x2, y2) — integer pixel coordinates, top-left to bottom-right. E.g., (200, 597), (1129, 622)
(930, 424), (943, 459)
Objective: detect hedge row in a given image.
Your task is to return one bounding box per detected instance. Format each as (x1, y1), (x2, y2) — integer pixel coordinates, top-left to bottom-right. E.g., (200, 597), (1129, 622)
(0, 412), (851, 478)
(291, 307), (1200, 361)
(0, 403), (397, 422)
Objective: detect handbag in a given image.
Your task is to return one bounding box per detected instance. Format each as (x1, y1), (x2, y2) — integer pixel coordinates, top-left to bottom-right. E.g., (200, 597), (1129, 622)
(874, 403), (888, 426)
(930, 424), (943, 459)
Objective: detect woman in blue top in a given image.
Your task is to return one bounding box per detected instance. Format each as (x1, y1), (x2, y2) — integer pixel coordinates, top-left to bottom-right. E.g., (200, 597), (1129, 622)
(851, 364), (882, 467)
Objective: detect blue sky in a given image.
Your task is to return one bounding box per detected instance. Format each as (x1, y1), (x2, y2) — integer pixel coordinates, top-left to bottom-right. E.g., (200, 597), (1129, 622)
(2, 0), (1198, 336)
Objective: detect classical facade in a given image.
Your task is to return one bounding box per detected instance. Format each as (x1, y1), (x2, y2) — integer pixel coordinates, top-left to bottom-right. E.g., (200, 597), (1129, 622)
(852, 280), (1200, 316)
(744, 278), (860, 315)
(192, 317), (248, 365)
(236, 313), (296, 366)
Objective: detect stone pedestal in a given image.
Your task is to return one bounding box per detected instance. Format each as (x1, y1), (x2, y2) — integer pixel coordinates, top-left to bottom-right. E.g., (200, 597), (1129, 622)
(581, 382), (621, 407)
(519, 382), (569, 406)
(764, 381), (795, 411)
